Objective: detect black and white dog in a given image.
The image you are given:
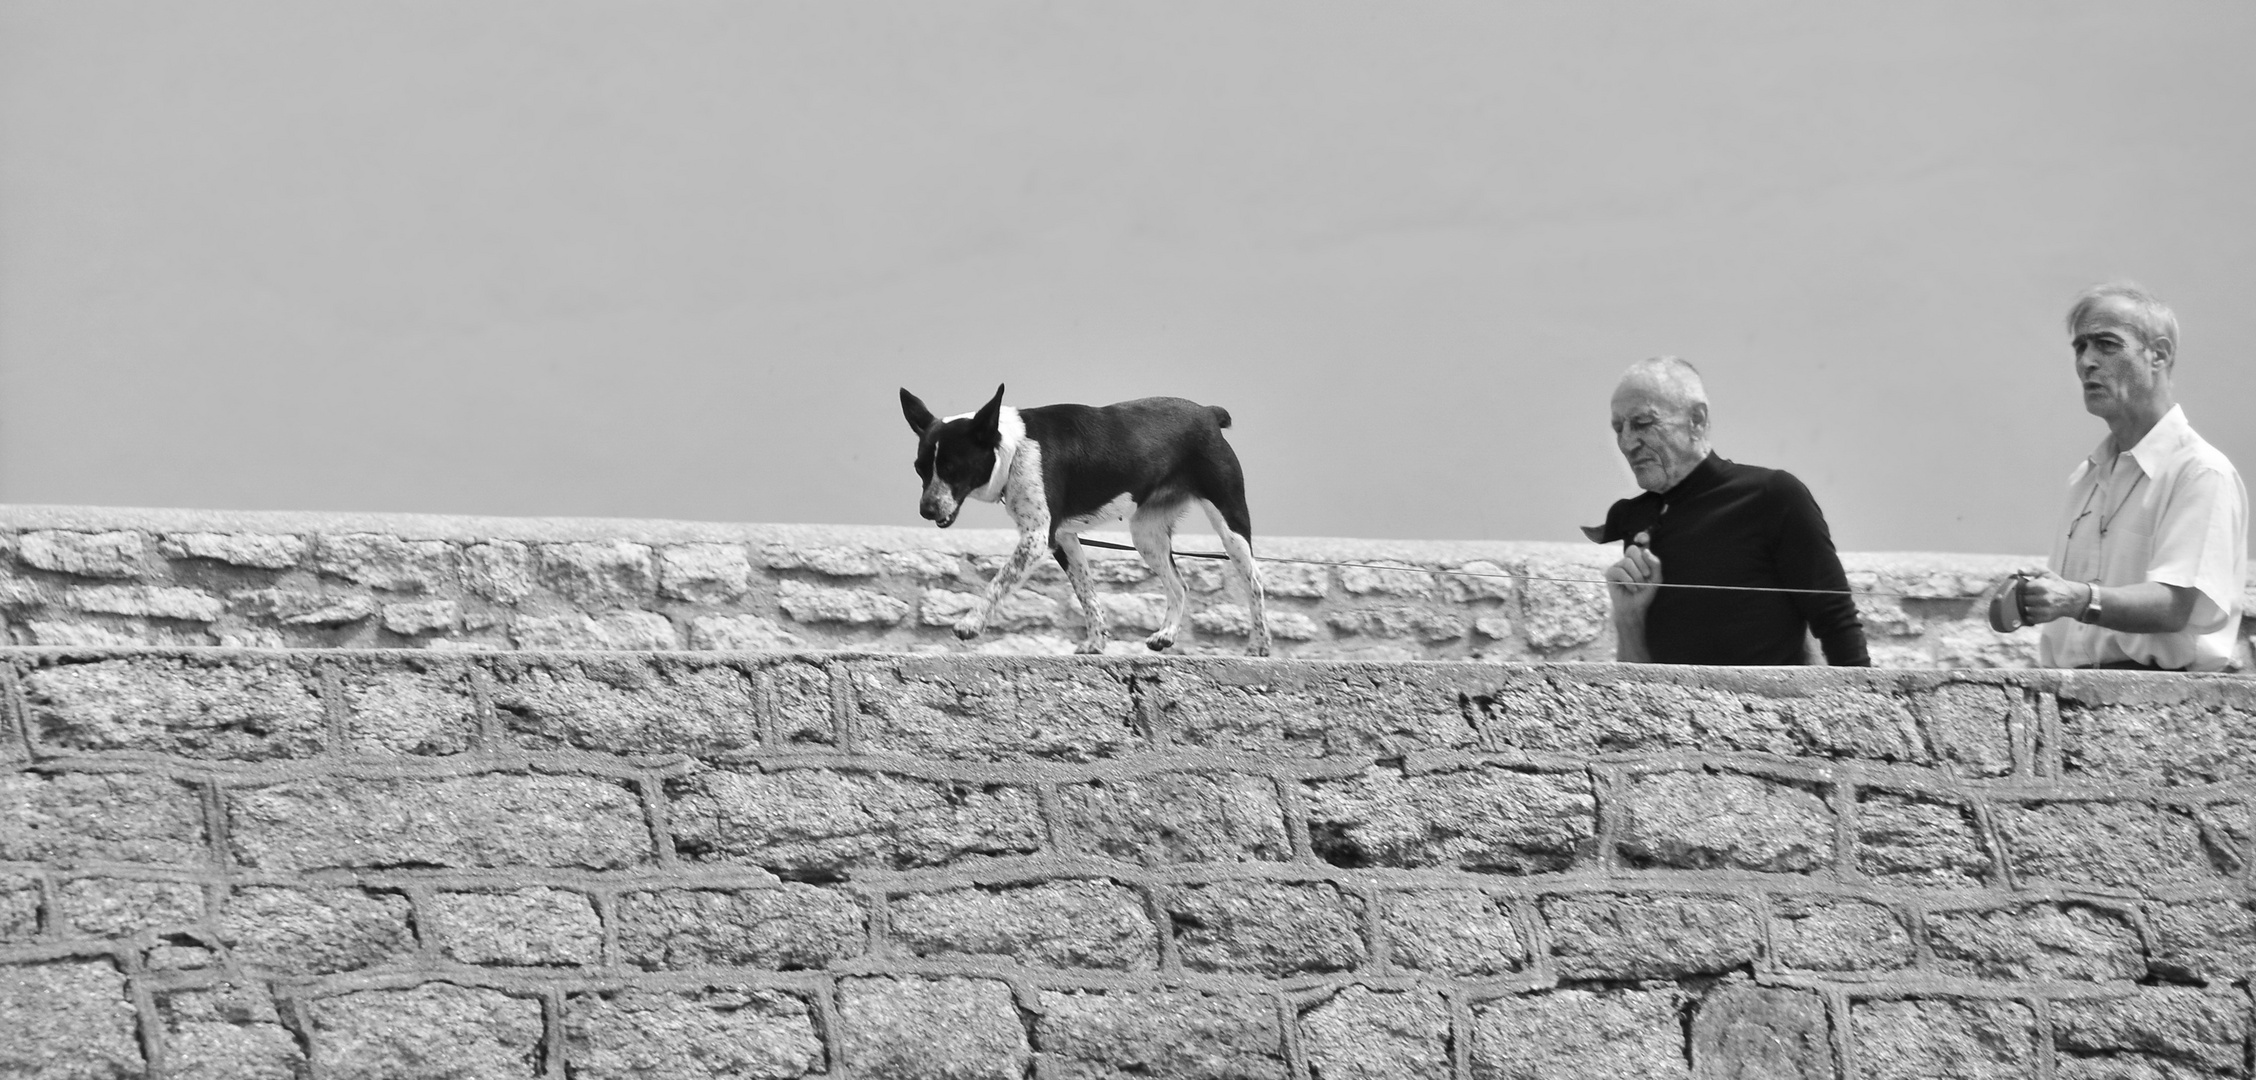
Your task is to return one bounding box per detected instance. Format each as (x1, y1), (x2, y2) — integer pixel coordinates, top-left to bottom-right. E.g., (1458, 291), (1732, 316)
(900, 385), (1271, 656)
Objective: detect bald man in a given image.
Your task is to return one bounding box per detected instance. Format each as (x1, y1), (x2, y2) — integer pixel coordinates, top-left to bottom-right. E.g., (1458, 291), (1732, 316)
(1585, 357), (1870, 666)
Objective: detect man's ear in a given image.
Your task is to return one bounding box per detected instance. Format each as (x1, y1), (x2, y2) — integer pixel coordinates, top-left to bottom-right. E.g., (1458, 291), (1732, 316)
(1686, 401), (1711, 433)
(900, 388), (937, 434)
(969, 384), (1006, 449)
(2151, 336), (2177, 371)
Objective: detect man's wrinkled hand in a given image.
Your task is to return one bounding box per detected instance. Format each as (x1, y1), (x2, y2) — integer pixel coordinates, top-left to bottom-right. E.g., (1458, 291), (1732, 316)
(1606, 532), (1663, 615)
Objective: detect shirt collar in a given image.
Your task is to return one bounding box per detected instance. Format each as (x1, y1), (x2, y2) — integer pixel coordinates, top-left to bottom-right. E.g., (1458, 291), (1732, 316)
(1660, 452), (1726, 502)
(2087, 404), (2191, 477)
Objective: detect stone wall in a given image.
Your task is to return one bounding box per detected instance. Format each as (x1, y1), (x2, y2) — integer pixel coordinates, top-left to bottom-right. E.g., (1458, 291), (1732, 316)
(6, 647), (2256, 1078)
(16, 504), (2248, 669)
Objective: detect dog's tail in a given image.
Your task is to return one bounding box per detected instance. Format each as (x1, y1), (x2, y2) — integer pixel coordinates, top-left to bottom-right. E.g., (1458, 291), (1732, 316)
(1208, 406), (1232, 429)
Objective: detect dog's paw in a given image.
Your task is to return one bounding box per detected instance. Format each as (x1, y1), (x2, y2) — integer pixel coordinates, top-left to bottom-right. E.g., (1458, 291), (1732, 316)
(1144, 632), (1175, 653)
(1246, 639), (1272, 658)
(1074, 637), (1107, 655)
(953, 617), (984, 641)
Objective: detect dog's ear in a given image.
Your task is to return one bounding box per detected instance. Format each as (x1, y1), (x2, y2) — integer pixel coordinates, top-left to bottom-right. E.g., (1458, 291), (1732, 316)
(968, 384), (1006, 449)
(900, 388), (937, 434)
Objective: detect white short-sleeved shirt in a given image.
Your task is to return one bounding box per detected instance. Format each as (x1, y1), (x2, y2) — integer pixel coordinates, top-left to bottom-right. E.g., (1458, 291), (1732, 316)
(2041, 405), (2248, 671)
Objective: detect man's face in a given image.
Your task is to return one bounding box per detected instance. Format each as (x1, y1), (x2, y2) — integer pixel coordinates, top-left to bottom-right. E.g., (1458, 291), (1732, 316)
(1610, 381), (1707, 493)
(2072, 300), (2166, 425)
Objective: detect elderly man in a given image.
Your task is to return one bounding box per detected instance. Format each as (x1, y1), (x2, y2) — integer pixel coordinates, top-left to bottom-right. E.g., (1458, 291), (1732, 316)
(1586, 356), (1869, 665)
(2003, 283), (2246, 671)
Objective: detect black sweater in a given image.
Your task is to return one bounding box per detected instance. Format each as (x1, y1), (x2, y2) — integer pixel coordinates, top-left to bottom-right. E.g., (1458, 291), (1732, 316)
(1586, 453), (1870, 666)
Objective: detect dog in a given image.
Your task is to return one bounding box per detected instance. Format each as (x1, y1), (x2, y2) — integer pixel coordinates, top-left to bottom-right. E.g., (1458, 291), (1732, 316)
(899, 384), (1271, 656)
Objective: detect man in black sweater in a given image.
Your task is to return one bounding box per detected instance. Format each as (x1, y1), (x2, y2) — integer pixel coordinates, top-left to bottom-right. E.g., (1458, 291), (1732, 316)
(1585, 357), (1870, 666)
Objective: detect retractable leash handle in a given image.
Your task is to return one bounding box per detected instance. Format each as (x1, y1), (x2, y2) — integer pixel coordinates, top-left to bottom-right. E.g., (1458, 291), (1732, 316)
(1987, 571), (2032, 633)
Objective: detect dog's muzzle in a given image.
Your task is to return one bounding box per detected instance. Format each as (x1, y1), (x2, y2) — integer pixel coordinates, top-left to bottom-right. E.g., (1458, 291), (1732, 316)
(919, 490), (961, 529)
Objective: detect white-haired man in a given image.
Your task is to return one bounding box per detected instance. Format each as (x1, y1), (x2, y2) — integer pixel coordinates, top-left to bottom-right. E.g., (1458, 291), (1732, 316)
(2004, 283), (2246, 671)
(1587, 357), (1870, 666)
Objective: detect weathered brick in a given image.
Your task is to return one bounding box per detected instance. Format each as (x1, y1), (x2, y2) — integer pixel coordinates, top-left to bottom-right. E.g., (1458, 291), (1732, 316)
(1472, 988), (1689, 1080)
(777, 579), (908, 625)
(1921, 682), (2018, 777)
(1057, 772), (1289, 864)
(315, 534), (456, 592)
(462, 540), (533, 602)
(660, 543), (753, 602)
(1925, 903), (2144, 982)
(2146, 899), (2256, 983)
(429, 887), (600, 965)
(1994, 801), (2242, 892)
(228, 774), (651, 871)
(1691, 984), (1832, 1080)
(2059, 682), (2256, 785)
(1851, 998), (2035, 1080)
(1617, 770), (1834, 874)
(2053, 988), (2249, 1077)
(1302, 766), (1595, 873)
(689, 613), (805, 652)
(220, 886), (414, 975)
(25, 657), (325, 759)
(537, 540), (657, 607)
(565, 988), (824, 1080)
(1153, 663), (1473, 759)
(0, 960), (143, 1078)
(1771, 895), (1912, 973)
(667, 769), (1042, 872)
(1381, 889), (1525, 976)
(1037, 990), (1285, 1080)
(18, 530), (146, 578)
(850, 657), (1137, 761)
(889, 880), (1156, 971)
(1301, 987), (1450, 1080)
(58, 877), (201, 938)
(1167, 880), (1365, 976)
(491, 656), (757, 755)
(0, 874), (38, 942)
(66, 584), (224, 621)
(615, 886), (864, 970)
(308, 982), (543, 1080)
(1855, 791), (1993, 887)
(158, 982), (303, 1080)
(0, 771), (207, 866)
(158, 531), (306, 569)
(337, 662), (478, 755)
(841, 977), (1031, 1080)
(1543, 893), (1761, 979)
(380, 598), (459, 635)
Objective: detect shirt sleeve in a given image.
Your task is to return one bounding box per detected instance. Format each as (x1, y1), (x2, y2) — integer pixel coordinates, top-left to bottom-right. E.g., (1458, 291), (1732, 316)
(1768, 471), (1872, 667)
(2146, 462), (2248, 633)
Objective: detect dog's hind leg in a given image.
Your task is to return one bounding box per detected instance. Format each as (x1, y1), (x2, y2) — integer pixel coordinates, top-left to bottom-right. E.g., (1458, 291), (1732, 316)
(1052, 532), (1110, 654)
(1130, 501), (1189, 652)
(1200, 499), (1271, 657)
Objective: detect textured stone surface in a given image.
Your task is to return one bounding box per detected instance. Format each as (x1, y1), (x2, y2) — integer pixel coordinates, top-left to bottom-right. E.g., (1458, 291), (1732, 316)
(338, 663), (479, 754)
(381, 598), (460, 635)
(1617, 770), (1834, 873)
(309, 982), (544, 1080)
(1192, 603), (1323, 641)
(850, 658), (1136, 760)
(0, 960), (143, 1078)
(1544, 893), (1762, 979)
(1167, 880), (1365, 976)
(220, 886), (414, 974)
(1771, 895), (1913, 972)
(1156, 665), (1474, 759)
(1920, 682), (2018, 777)
(2060, 696), (2256, 785)
(668, 768), (1043, 871)
(491, 657), (757, 754)
(513, 610), (678, 650)
(1381, 889), (1524, 976)
(841, 977), (1031, 1080)
(688, 613), (805, 651)
(537, 540), (656, 607)
(58, 877), (202, 937)
(18, 530), (146, 578)
(315, 534), (456, 592)
(1472, 988), (1690, 1080)
(428, 887), (601, 965)
(158, 982), (303, 1080)
(1994, 801), (2242, 892)
(1691, 985), (1833, 1080)
(1037, 990), (1286, 1080)
(235, 587), (378, 626)
(1516, 558), (1612, 651)
(614, 885), (864, 970)
(462, 540), (534, 601)
(159, 531), (306, 568)
(1326, 605), (1463, 641)
(777, 579), (909, 624)
(0, 874), (38, 942)
(1300, 987), (1451, 1080)
(65, 584), (225, 621)
(2053, 988), (2249, 1076)
(1851, 998), (2035, 1080)
(889, 879), (1157, 970)
(2145, 899), (2256, 983)
(1057, 771), (1290, 864)
(25, 657), (325, 758)
(1925, 903), (2145, 982)
(0, 771), (207, 865)
(565, 988), (824, 1080)
(918, 587), (1060, 630)
(1302, 766), (1595, 872)
(228, 774), (651, 871)
(1856, 791), (1993, 886)
(659, 543), (753, 602)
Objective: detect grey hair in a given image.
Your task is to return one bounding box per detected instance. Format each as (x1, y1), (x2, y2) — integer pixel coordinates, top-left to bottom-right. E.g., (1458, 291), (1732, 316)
(1620, 355), (1709, 414)
(2067, 281), (2180, 354)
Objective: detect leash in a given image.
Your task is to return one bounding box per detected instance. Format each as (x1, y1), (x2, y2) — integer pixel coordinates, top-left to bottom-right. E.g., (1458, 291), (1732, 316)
(1073, 537), (1934, 600)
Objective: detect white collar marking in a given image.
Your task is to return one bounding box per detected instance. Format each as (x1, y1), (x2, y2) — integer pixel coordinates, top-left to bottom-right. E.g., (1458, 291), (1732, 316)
(941, 406), (1025, 504)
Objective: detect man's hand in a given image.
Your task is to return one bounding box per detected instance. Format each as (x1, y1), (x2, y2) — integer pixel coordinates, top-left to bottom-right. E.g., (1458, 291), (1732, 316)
(2013, 568), (2092, 624)
(1606, 533), (1661, 663)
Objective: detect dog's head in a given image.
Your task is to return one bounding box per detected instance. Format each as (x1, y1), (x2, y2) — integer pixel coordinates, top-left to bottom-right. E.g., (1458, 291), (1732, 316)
(899, 384), (1006, 529)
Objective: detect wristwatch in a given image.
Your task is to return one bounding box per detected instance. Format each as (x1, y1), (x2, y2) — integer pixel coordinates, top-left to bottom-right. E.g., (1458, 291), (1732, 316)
(2077, 583), (2103, 625)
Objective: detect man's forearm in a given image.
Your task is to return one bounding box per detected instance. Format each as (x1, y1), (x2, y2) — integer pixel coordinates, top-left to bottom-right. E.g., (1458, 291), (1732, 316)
(2084, 580), (2200, 634)
(1612, 608), (1653, 663)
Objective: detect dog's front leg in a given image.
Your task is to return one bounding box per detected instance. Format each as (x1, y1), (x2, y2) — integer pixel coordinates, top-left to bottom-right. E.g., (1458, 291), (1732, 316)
(957, 501), (1050, 642)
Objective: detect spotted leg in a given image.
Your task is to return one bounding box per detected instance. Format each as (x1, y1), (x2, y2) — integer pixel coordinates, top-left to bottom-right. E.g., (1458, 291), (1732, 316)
(1131, 501), (1189, 651)
(1053, 531), (1110, 654)
(1201, 499), (1271, 657)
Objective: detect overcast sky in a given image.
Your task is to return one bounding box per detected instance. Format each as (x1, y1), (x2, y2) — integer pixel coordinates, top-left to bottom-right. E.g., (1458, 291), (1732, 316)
(3, 2), (2252, 555)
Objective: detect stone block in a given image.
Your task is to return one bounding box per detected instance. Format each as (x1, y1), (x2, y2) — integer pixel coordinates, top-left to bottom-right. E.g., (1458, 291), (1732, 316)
(18, 530), (146, 578)
(1443, 560), (1516, 602)
(1855, 791), (1993, 887)
(1092, 591), (1168, 631)
(537, 540), (657, 607)
(1339, 562), (1436, 598)
(917, 587), (1059, 631)
(1925, 903), (2144, 982)
(66, 584), (224, 621)
(0, 874), (38, 942)
(158, 982), (303, 1080)
(158, 531), (306, 569)
(491, 657), (757, 755)
(1382, 889), (1524, 976)
(660, 543), (753, 602)
(614, 886), (864, 970)
(0, 771), (207, 866)
(0, 960), (143, 1078)
(220, 886), (414, 975)
(889, 879), (1157, 970)
(1475, 615), (1514, 639)
(1154, 664), (1475, 759)
(2059, 696), (2256, 786)
(1771, 895), (1912, 972)
(1302, 766), (1596, 873)
(58, 877), (202, 938)
(765, 544), (879, 576)
(1542, 893), (1761, 979)
(307, 982), (543, 1080)
(1326, 605), (1463, 641)
(1690, 984), (1833, 1080)
(778, 579), (909, 624)
(565, 988), (825, 1080)
(2053, 988), (2248, 1076)
(1166, 880), (1365, 976)
(1518, 559), (1611, 650)
(1057, 772), (1289, 865)
(337, 662), (479, 755)
(1850, 998), (2035, 1080)
(228, 774), (651, 871)
(1472, 988), (1689, 1080)
(1085, 556), (1150, 584)
(314, 534), (456, 592)
(667, 768), (1042, 872)
(24, 617), (210, 647)
(380, 598), (459, 635)
(234, 587), (377, 626)
(762, 661), (835, 745)
(1529, 675), (1924, 764)
(840, 977), (1031, 1080)
(1921, 682), (2017, 777)
(1191, 603), (1322, 641)
(1261, 561), (1330, 598)
(1617, 770), (1834, 874)
(24, 657), (325, 759)
(2145, 899), (2256, 984)
(1038, 989), (1285, 1080)
(429, 887), (600, 965)
(513, 610), (678, 650)
(463, 540), (534, 602)
(877, 549), (962, 580)
(1993, 801), (2241, 892)
(849, 657), (1137, 761)
(1300, 987), (1450, 1080)
(689, 614), (804, 651)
